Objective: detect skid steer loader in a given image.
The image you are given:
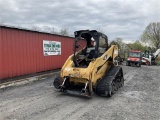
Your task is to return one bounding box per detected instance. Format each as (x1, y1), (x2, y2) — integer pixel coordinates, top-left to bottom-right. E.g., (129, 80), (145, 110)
(53, 30), (124, 97)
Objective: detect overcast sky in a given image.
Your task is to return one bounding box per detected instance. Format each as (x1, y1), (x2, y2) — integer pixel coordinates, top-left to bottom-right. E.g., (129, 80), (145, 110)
(0, 0), (159, 42)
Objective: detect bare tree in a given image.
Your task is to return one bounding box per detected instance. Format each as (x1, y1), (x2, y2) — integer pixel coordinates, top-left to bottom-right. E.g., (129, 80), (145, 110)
(110, 38), (128, 59)
(50, 27), (56, 34)
(31, 26), (41, 31)
(141, 22), (160, 49)
(41, 26), (57, 34)
(114, 37), (126, 52)
(97, 27), (104, 33)
(30, 25), (70, 36)
(42, 26), (51, 32)
(59, 28), (69, 36)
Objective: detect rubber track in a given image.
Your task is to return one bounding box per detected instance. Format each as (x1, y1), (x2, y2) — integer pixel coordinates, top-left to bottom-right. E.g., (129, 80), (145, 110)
(96, 66), (122, 96)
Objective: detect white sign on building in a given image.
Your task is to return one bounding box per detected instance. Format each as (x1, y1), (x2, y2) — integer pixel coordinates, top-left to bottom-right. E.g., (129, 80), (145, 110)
(43, 40), (61, 56)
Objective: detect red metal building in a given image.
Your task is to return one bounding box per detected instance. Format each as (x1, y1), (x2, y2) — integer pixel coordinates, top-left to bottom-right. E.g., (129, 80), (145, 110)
(0, 25), (85, 79)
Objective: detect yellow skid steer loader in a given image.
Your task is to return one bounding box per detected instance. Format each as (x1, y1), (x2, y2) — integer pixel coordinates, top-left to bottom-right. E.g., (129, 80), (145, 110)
(53, 30), (124, 98)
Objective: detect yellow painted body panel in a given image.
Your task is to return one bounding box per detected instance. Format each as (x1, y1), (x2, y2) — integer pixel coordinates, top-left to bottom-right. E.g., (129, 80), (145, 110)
(60, 45), (118, 87)
(70, 77), (87, 83)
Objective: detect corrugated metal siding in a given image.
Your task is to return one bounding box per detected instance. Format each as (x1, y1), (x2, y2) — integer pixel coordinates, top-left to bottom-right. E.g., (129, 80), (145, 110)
(0, 27), (3, 79)
(0, 27), (86, 79)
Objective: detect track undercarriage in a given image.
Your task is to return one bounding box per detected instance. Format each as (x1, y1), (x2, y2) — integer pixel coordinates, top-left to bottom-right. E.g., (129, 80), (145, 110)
(96, 66), (124, 97)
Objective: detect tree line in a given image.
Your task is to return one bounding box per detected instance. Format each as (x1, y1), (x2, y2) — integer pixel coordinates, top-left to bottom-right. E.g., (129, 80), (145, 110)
(113, 22), (160, 54)
(31, 25), (70, 36)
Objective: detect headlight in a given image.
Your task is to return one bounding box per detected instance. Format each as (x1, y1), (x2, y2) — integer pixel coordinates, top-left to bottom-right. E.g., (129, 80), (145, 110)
(127, 58), (130, 60)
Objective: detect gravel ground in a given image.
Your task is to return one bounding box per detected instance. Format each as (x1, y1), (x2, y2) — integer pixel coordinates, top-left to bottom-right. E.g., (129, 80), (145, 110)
(0, 64), (160, 120)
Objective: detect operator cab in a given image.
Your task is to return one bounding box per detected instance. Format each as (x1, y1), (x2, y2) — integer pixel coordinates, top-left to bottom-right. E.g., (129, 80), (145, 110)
(73, 30), (108, 67)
